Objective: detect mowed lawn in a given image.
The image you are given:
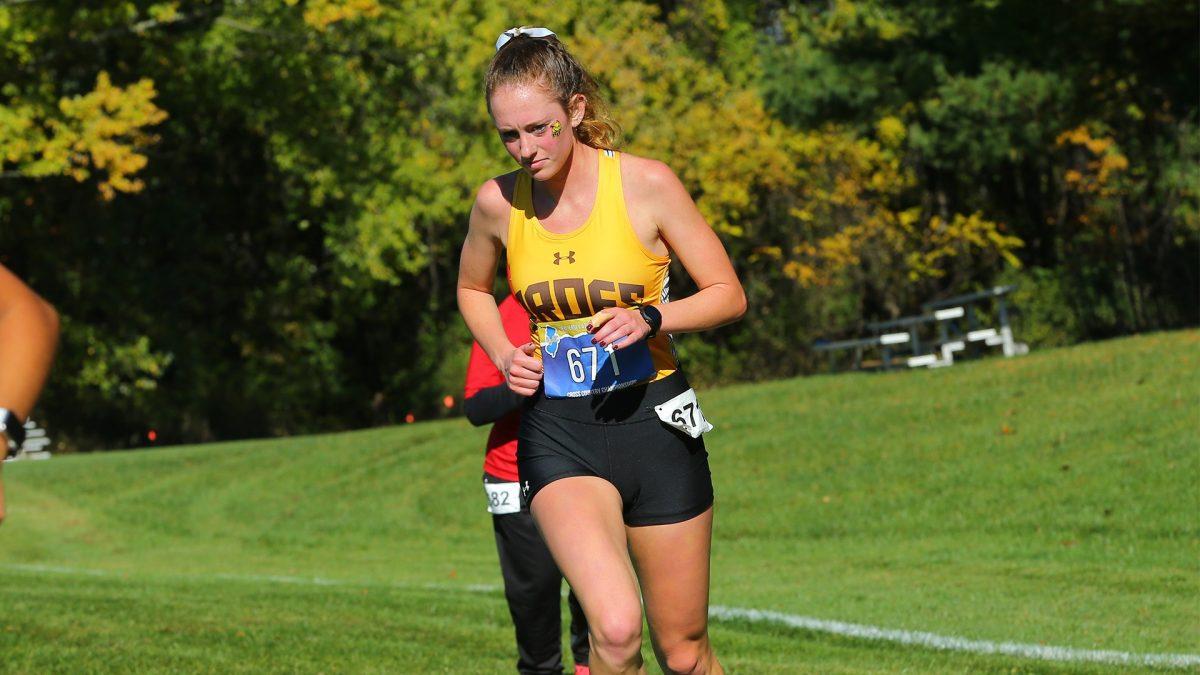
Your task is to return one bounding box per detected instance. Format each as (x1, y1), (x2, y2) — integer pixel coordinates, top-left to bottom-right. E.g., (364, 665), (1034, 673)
(1, 331), (1196, 673)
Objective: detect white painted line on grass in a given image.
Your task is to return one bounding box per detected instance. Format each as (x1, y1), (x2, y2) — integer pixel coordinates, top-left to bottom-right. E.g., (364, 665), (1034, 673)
(7, 563), (110, 577)
(709, 606), (1200, 669)
(5, 563), (1196, 669)
(2, 563), (501, 594)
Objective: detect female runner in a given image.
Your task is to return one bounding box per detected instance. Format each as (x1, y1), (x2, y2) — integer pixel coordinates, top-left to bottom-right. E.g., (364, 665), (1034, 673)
(457, 27), (745, 675)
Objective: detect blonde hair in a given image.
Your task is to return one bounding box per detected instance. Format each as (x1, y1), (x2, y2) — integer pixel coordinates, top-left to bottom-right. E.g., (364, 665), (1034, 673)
(486, 34), (621, 150)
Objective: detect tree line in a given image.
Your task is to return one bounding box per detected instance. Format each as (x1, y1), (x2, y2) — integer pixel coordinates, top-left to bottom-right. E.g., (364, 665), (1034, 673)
(1, 0), (1194, 450)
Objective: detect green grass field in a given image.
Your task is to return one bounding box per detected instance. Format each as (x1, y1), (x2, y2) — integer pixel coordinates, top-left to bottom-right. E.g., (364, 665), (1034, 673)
(1, 331), (1197, 673)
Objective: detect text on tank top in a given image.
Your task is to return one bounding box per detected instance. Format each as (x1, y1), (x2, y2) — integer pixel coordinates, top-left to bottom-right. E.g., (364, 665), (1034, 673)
(506, 149), (677, 389)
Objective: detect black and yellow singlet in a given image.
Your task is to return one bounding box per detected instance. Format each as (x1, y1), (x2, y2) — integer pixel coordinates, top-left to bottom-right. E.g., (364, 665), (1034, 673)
(507, 149), (677, 398)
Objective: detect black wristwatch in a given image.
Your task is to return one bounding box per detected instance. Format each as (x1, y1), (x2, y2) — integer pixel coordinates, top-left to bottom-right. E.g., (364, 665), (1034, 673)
(1, 408), (25, 459)
(638, 304), (662, 339)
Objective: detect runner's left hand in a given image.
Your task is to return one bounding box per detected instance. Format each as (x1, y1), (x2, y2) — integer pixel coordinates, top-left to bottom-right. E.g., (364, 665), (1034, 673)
(587, 307), (650, 351)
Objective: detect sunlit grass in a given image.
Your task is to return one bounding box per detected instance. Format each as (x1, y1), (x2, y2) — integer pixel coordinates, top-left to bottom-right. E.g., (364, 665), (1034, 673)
(1, 331), (1196, 673)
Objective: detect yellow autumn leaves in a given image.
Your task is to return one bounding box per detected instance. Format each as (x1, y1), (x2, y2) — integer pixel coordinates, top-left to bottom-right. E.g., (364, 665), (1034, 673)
(1, 0), (388, 201)
(285, 0), (382, 31)
(1, 72), (167, 201)
(773, 125), (1022, 288)
(1057, 125), (1130, 197)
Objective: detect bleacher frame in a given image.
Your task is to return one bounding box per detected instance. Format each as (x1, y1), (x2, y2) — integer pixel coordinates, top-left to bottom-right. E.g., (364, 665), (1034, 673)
(813, 285), (1027, 372)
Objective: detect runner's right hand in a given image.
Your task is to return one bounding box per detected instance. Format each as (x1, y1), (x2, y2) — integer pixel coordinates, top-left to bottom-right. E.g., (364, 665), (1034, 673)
(503, 342), (542, 396)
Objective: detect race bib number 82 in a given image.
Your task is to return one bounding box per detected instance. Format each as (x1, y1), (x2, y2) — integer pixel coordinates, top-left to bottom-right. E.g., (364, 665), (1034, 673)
(483, 481), (521, 515)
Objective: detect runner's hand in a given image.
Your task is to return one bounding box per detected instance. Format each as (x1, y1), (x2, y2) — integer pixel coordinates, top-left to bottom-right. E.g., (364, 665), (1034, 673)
(503, 342), (542, 396)
(587, 307), (651, 351)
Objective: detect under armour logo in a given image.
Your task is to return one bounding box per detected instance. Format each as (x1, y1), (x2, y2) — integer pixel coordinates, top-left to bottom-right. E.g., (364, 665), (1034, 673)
(553, 251), (576, 265)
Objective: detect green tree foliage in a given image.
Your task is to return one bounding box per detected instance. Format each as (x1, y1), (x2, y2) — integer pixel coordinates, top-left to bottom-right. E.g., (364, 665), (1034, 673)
(0, 1), (798, 448)
(0, 0), (1193, 449)
(751, 0), (1198, 341)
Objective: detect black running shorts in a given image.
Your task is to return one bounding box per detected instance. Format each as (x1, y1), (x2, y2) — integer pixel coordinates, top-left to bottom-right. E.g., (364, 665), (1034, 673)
(517, 371), (714, 527)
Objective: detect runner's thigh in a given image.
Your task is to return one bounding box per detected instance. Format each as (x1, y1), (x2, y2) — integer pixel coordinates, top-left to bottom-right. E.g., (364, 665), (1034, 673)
(626, 507), (714, 650)
(530, 476), (642, 625)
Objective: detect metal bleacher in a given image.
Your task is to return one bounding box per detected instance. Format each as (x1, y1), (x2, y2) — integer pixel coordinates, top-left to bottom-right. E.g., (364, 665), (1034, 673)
(813, 285), (1028, 372)
(2, 419), (52, 462)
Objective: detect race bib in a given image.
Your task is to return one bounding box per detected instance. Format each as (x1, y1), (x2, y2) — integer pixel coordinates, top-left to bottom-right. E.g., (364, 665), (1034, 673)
(654, 388), (714, 439)
(483, 481), (521, 515)
(537, 318), (655, 398)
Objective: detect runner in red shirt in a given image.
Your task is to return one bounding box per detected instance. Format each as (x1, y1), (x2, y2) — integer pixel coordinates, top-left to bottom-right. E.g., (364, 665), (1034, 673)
(464, 294), (590, 675)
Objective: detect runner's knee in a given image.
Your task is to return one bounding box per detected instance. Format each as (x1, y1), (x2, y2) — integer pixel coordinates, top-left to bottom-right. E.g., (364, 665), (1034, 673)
(661, 635), (711, 675)
(590, 611), (642, 664)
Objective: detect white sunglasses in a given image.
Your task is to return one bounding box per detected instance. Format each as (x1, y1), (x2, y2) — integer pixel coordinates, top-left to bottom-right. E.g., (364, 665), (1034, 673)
(495, 26), (556, 52)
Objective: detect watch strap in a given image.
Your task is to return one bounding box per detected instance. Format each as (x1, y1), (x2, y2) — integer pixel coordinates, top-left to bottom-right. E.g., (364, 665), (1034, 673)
(638, 304), (662, 339)
(0, 408), (25, 458)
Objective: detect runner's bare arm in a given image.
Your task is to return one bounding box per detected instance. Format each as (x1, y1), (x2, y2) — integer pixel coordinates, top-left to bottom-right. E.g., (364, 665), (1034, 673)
(0, 264), (59, 420)
(0, 263), (60, 525)
(457, 179), (543, 395)
(645, 160), (746, 334)
(590, 160), (745, 349)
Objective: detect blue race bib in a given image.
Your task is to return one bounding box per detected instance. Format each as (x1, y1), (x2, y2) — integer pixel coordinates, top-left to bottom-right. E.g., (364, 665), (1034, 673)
(537, 318), (655, 398)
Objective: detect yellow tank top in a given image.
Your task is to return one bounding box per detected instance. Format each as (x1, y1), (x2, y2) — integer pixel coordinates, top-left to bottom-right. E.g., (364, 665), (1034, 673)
(507, 149), (676, 385)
